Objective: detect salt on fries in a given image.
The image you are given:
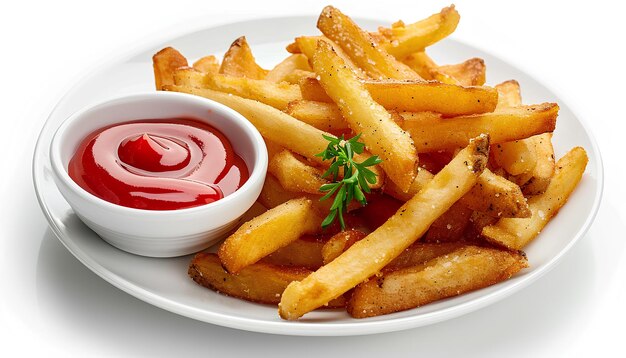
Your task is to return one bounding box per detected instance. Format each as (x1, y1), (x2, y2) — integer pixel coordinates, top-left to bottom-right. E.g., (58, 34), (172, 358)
(153, 4), (588, 320)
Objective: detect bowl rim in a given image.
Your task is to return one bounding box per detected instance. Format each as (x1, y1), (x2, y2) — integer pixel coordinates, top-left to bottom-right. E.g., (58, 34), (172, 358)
(49, 91), (268, 216)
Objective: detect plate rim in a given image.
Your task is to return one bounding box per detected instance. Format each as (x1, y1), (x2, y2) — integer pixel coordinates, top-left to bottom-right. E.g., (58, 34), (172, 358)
(32, 14), (604, 336)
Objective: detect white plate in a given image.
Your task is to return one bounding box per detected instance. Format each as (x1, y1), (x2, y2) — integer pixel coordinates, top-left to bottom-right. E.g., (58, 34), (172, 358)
(33, 16), (603, 336)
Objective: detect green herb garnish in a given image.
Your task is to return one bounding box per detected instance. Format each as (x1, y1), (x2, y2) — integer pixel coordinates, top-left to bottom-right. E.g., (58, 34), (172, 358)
(316, 133), (382, 229)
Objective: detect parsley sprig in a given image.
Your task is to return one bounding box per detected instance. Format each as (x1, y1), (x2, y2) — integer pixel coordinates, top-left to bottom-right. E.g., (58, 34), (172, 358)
(316, 134), (382, 229)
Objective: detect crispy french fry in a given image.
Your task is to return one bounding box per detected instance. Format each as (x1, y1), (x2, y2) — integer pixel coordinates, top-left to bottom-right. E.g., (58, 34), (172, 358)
(268, 149), (328, 194)
(317, 6), (421, 80)
(458, 168), (531, 218)
(218, 198), (322, 273)
(386, 165), (530, 218)
(258, 174), (309, 209)
(321, 229), (368, 264)
(299, 77), (332, 102)
(219, 36), (268, 79)
(293, 36), (366, 77)
(377, 5), (460, 59)
(521, 133), (555, 195)
(173, 67), (301, 110)
(278, 135), (489, 320)
(281, 69), (316, 84)
(400, 103), (558, 152)
(482, 147), (588, 250)
(266, 54), (313, 83)
(192, 55), (220, 74)
(153, 47), (188, 90)
(402, 52), (486, 86)
(424, 201), (473, 242)
(189, 253), (345, 307)
(313, 40), (418, 191)
(262, 236), (326, 270)
(298, 77), (499, 116)
(491, 80), (537, 176)
(347, 246), (527, 318)
(385, 242), (467, 270)
(285, 100), (348, 131)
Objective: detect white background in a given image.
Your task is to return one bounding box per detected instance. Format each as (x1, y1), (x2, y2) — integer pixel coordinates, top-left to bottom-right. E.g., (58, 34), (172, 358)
(2, 0), (625, 356)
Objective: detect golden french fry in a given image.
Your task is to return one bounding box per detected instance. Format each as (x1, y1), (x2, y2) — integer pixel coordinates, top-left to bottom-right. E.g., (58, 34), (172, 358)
(458, 168), (530, 218)
(153, 47), (188, 90)
(173, 67), (301, 110)
(281, 69), (316, 85)
(386, 165), (530, 218)
(482, 147), (588, 250)
(298, 77), (499, 116)
(219, 36), (268, 79)
(278, 135), (489, 320)
(400, 103), (558, 152)
(262, 237), (326, 270)
(313, 40), (418, 191)
(402, 52), (486, 86)
(491, 80), (537, 175)
(218, 198), (322, 273)
(258, 174), (309, 209)
(347, 246), (527, 318)
(285, 100), (348, 131)
(268, 149), (328, 194)
(293, 36), (366, 77)
(424, 201), (473, 242)
(377, 5), (460, 59)
(321, 229), (368, 264)
(265, 54), (313, 83)
(192, 55), (220, 74)
(189, 253), (345, 307)
(317, 6), (421, 80)
(521, 133), (555, 195)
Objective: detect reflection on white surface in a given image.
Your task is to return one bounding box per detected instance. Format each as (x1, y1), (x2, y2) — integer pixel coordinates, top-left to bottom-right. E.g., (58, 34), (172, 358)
(34, 223), (602, 356)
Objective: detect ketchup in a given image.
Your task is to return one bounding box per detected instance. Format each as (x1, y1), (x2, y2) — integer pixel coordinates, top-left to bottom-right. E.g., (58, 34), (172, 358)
(68, 118), (249, 210)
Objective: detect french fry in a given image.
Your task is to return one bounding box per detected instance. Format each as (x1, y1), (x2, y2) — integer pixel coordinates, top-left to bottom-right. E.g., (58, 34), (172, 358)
(520, 133), (555, 195)
(293, 36), (366, 77)
(278, 135), (489, 320)
(262, 236), (326, 270)
(189, 253), (345, 307)
(258, 174), (309, 209)
(377, 5), (460, 59)
(321, 229), (368, 264)
(173, 67), (301, 110)
(317, 6), (421, 80)
(491, 80), (537, 175)
(153, 47), (188, 90)
(219, 36), (268, 79)
(298, 77), (499, 116)
(385, 242), (467, 270)
(281, 69), (316, 84)
(482, 147), (588, 250)
(268, 149), (329, 194)
(285, 100), (348, 131)
(458, 168), (531, 218)
(347, 246), (528, 318)
(266, 54), (313, 83)
(436, 58), (487, 87)
(218, 198), (322, 273)
(192, 55), (220, 74)
(400, 103), (559, 152)
(313, 40), (418, 191)
(386, 166), (530, 218)
(402, 52), (487, 86)
(424, 201), (473, 242)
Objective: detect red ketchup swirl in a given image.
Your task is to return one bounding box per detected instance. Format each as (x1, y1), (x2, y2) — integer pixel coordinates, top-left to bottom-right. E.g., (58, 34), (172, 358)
(68, 118), (249, 210)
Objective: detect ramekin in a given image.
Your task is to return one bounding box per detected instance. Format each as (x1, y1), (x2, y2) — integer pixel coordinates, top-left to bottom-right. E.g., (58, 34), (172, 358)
(50, 91), (267, 257)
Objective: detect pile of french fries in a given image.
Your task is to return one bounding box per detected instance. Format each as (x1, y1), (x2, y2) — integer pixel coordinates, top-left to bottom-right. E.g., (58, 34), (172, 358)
(153, 5), (588, 320)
